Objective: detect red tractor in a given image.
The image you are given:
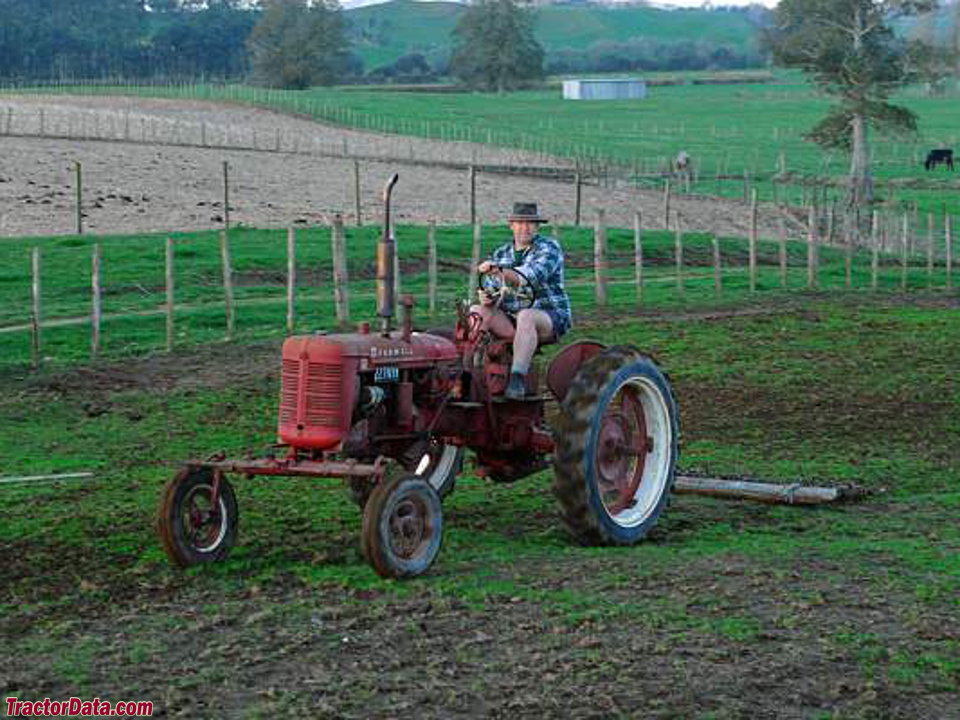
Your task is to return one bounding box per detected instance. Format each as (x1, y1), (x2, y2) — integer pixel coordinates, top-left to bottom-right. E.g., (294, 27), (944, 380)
(158, 175), (680, 578)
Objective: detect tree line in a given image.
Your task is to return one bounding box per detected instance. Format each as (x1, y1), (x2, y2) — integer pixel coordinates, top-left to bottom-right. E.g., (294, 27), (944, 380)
(0, 0), (766, 88)
(0, 0), (255, 82)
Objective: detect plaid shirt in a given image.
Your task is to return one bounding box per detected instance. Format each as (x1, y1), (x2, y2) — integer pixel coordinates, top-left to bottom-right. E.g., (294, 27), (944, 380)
(490, 234), (572, 335)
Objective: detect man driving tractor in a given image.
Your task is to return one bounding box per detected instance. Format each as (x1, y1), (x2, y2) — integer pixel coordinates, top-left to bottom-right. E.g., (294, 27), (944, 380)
(472, 202), (573, 400)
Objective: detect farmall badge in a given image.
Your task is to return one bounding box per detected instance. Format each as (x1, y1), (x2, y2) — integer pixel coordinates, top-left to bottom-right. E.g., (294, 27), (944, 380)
(370, 345), (414, 359)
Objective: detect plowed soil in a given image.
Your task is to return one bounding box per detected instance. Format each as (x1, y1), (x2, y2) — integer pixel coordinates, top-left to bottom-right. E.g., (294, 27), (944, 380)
(0, 95), (786, 239)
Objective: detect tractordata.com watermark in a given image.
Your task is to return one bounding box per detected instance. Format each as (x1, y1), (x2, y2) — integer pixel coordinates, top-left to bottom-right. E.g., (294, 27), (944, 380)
(5, 697), (154, 717)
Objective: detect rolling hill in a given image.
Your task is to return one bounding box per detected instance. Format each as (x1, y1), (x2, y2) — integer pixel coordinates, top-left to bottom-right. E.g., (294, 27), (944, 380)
(345, 0), (764, 72)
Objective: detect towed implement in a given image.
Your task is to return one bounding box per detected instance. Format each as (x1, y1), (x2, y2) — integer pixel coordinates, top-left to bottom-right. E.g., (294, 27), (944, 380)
(157, 174), (680, 578)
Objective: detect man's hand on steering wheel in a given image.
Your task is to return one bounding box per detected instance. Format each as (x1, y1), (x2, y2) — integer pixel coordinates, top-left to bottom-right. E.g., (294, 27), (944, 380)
(477, 263), (504, 306)
(477, 263), (534, 310)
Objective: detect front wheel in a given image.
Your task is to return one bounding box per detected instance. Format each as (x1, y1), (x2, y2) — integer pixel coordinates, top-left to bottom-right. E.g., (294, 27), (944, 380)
(158, 466), (238, 567)
(361, 475), (444, 579)
(552, 346), (679, 545)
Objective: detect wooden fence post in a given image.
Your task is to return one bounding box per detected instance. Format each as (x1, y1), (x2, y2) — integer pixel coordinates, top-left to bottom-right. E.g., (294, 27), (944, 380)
(468, 164), (477, 228)
(353, 160), (362, 227)
(428, 220), (437, 315)
(332, 215), (350, 327)
(220, 230), (235, 338)
(778, 212), (788, 288)
(926, 213), (934, 288)
(843, 210), (853, 290)
(31, 247), (41, 368)
(807, 205), (818, 290)
(663, 179), (672, 229)
(634, 211), (643, 302)
(900, 213), (909, 292)
(594, 209), (608, 306)
(222, 161), (230, 231)
(469, 222), (482, 297)
(75, 161), (83, 235)
(749, 188), (758, 292)
(946, 215), (953, 291)
(871, 210), (880, 290)
(287, 228), (296, 334)
(392, 221), (401, 307)
(91, 244), (101, 359)
(574, 168), (582, 226)
(712, 234), (722, 295)
(166, 237), (175, 351)
(675, 212), (684, 294)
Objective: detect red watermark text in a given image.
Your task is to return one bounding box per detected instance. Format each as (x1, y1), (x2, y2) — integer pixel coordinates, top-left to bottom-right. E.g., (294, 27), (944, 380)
(5, 697), (153, 717)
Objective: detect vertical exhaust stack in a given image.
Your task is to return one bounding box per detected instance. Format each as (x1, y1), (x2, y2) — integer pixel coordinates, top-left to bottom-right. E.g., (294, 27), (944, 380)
(377, 174), (400, 337)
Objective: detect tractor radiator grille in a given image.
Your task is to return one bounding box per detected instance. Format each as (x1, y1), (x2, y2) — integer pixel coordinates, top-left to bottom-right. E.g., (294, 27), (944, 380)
(279, 359), (300, 425)
(305, 362), (342, 428)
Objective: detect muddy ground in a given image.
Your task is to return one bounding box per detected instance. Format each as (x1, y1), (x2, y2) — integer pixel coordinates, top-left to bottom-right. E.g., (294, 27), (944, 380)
(0, 95), (789, 239)
(2, 295), (958, 718)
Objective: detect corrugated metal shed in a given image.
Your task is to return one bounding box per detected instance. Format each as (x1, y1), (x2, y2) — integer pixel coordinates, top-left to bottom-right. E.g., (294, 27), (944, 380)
(562, 78), (647, 101)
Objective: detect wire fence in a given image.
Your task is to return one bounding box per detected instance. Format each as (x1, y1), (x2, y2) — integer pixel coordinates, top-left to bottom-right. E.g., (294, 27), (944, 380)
(2, 101), (958, 246)
(2, 205), (955, 371)
(5, 87), (960, 216)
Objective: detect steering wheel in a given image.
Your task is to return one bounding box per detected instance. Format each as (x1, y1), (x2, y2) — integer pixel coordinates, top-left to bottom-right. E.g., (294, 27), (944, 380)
(478, 267), (534, 310)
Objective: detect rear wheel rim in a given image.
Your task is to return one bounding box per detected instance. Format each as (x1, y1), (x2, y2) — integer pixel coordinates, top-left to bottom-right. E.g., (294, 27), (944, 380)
(594, 375), (672, 528)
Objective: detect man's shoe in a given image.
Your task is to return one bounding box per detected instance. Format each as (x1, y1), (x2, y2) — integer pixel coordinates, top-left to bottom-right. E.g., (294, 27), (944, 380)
(505, 372), (528, 400)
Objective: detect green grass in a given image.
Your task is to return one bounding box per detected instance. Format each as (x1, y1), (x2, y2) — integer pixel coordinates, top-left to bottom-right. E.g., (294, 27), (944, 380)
(1, 221), (954, 370)
(2, 294), (959, 714)
(9, 73), (959, 219)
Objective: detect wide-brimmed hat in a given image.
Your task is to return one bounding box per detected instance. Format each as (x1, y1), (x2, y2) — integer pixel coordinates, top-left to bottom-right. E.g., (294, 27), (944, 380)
(507, 202), (548, 223)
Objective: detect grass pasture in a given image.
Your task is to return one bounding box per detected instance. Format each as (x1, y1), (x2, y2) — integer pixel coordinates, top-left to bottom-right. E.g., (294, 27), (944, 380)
(1, 81), (959, 714)
(1, 291), (959, 717)
(1, 221), (956, 370)
(10, 73), (959, 219)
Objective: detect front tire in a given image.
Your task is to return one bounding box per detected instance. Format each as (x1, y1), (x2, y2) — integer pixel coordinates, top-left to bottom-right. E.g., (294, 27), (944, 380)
(158, 466), (238, 567)
(361, 475), (444, 579)
(553, 346), (679, 545)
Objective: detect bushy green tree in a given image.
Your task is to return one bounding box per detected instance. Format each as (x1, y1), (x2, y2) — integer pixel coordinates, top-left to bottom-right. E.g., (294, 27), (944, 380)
(247, 0), (351, 89)
(451, 0), (544, 92)
(766, 0), (936, 208)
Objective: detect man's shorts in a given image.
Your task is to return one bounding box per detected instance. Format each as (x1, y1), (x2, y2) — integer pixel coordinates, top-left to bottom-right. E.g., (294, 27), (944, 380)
(507, 308), (570, 341)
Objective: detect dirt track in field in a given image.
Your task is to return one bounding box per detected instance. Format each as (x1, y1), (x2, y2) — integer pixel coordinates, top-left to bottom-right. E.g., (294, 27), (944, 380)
(0, 95), (790, 239)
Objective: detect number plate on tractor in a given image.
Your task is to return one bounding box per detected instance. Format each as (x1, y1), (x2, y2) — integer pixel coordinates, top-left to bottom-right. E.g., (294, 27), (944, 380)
(374, 366), (400, 383)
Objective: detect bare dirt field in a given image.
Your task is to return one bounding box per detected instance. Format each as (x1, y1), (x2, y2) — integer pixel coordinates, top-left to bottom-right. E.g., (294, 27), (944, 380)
(0, 95), (782, 239)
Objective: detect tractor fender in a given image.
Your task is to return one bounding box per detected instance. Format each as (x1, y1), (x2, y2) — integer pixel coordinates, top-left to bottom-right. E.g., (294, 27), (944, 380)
(546, 340), (607, 402)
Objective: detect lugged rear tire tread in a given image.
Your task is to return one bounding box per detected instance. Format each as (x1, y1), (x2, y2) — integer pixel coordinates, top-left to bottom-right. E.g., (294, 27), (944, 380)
(552, 345), (679, 546)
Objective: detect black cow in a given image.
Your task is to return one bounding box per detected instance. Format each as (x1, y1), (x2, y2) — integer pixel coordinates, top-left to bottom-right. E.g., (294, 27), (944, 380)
(924, 149), (954, 171)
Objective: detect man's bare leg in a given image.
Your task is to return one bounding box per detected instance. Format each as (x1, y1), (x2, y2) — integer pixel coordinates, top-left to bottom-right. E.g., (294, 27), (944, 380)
(511, 309), (555, 375)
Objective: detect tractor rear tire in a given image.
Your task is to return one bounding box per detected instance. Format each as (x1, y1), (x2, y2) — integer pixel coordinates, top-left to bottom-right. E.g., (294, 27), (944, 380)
(552, 346), (679, 546)
(158, 466), (238, 567)
(361, 474), (444, 579)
